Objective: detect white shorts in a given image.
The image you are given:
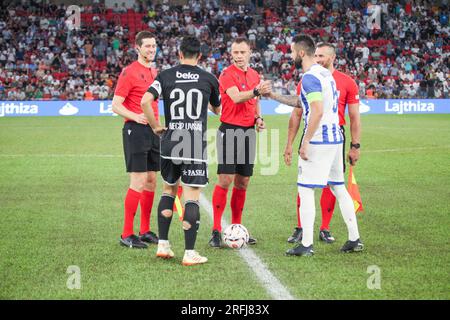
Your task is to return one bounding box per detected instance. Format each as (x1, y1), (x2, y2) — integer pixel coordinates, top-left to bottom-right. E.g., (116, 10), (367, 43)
(297, 143), (345, 188)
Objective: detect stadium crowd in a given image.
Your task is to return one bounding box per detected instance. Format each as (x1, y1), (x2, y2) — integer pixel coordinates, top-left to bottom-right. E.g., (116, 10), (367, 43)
(0, 0), (448, 101)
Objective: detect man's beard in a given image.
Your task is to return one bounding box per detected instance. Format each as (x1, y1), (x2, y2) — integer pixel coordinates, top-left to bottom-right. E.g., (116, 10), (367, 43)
(322, 59), (332, 69)
(294, 55), (302, 69)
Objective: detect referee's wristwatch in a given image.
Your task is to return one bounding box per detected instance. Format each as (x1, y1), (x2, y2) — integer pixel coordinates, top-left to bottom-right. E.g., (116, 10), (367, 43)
(350, 142), (361, 149)
(253, 88), (261, 97)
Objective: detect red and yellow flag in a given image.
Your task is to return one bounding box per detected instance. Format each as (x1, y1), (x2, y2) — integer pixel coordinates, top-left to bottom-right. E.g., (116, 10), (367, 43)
(172, 185), (184, 220)
(348, 166), (364, 213)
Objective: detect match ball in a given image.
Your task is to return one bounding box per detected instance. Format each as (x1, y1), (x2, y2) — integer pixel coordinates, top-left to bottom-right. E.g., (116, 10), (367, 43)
(223, 224), (249, 249)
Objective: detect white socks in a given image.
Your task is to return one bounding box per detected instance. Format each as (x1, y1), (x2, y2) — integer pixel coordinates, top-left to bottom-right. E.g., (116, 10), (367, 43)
(298, 184), (360, 247)
(298, 186), (316, 247)
(330, 184), (360, 241)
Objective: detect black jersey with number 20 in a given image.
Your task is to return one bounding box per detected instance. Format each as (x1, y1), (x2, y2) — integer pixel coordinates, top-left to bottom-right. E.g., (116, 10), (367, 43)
(148, 64), (221, 163)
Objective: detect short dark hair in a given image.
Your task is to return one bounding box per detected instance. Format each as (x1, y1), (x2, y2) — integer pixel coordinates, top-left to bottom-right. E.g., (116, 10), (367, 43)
(232, 37), (251, 47)
(179, 35), (201, 59)
(135, 31), (156, 47)
(293, 35), (315, 56)
(317, 42), (336, 54)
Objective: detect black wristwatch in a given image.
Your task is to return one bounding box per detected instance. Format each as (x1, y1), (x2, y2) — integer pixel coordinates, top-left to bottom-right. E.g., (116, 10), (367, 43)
(350, 143), (361, 149)
(253, 88), (261, 97)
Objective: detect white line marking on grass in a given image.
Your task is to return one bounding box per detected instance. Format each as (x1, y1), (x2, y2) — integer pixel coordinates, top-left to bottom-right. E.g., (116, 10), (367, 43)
(369, 127), (450, 131)
(364, 146), (450, 153)
(199, 193), (296, 300)
(1, 145), (449, 159)
(0, 154), (121, 158)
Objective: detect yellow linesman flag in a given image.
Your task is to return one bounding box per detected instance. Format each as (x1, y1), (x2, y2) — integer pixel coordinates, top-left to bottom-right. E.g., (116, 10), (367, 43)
(172, 186), (184, 220)
(348, 166), (364, 213)
(174, 195), (184, 221)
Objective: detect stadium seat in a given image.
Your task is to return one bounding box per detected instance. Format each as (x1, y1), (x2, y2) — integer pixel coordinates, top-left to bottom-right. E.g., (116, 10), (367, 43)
(1, 1), (446, 102)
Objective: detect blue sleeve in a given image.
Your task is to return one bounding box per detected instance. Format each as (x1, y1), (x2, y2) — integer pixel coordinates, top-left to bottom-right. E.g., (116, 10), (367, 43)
(301, 74), (322, 94)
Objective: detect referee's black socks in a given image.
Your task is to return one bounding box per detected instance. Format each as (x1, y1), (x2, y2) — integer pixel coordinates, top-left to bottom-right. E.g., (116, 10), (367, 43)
(183, 201), (200, 250)
(158, 194), (175, 241)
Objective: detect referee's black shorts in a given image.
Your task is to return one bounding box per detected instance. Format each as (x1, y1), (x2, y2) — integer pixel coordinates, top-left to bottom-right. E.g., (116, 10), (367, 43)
(122, 121), (160, 173)
(217, 122), (256, 177)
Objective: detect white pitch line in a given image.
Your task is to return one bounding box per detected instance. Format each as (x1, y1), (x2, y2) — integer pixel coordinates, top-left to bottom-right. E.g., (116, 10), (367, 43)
(1, 145), (449, 159)
(199, 193), (296, 300)
(364, 146), (450, 153)
(0, 154), (121, 158)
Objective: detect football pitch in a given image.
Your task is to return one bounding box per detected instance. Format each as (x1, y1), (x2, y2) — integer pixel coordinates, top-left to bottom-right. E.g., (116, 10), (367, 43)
(0, 114), (449, 300)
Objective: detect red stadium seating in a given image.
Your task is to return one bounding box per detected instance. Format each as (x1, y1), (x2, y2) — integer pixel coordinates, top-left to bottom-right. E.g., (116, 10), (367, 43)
(1, 1), (447, 101)
(81, 11), (146, 29)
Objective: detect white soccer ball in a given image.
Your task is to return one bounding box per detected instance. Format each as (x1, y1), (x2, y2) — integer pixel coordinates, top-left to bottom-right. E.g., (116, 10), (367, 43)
(223, 224), (249, 249)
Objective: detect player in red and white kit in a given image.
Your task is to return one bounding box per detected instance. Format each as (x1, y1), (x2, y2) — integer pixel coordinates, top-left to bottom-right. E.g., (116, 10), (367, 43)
(269, 42), (361, 244)
(112, 31), (160, 248)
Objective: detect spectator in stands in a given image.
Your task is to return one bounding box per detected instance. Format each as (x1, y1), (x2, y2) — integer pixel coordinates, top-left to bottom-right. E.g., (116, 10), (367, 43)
(0, 0), (448, 101)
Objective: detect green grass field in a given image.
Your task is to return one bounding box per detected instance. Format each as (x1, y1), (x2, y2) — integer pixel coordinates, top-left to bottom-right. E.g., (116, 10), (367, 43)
(0, 114), (449, 300)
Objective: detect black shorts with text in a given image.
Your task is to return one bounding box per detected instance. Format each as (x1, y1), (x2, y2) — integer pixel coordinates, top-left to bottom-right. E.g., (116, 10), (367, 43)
(160, 157), (208, 187)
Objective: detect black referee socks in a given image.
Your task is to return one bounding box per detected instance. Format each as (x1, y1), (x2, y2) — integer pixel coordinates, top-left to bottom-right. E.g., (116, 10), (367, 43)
(158, 194), (175, 241)
(183, 201), (200, 250)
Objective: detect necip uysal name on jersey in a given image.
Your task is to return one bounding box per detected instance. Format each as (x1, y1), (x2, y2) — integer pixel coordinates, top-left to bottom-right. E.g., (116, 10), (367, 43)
(176, 71), (199, 80)
(385, 100), (435, 114)
(0, 102), (39, 117)
(169, 122), (202, 131)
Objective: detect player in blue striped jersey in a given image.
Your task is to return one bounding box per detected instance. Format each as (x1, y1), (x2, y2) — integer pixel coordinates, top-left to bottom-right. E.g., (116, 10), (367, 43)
(285, 35), (364, 256)
(299, 65), (343, 146)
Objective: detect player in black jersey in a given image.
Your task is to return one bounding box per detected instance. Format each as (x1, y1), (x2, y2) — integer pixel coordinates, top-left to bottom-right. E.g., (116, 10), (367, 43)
(141, 36), (221, 266)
